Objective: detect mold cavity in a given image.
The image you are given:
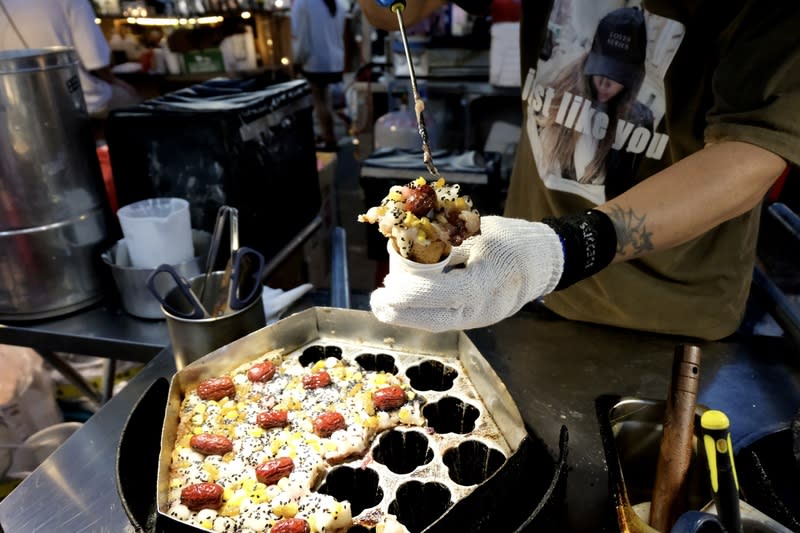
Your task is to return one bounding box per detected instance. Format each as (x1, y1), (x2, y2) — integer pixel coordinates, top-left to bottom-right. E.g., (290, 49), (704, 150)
(443, 440), (506, 486)
(355, 353), (398, 374)
(406, 360), (458, 391)
(422, 396), (479, 434)
(372, 430), (433, 474)
(299, 345), (342, 367)
(318, 466), (383, 516)
(388, 481), (451, 533)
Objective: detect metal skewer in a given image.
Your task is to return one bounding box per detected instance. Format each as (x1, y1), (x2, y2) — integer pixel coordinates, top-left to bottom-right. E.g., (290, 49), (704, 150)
(391, 1), (440, 178)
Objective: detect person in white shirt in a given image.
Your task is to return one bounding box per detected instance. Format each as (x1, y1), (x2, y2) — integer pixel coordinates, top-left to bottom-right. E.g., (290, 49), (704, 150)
(0, 0), (139, 118)
(291, 0), (347, 151)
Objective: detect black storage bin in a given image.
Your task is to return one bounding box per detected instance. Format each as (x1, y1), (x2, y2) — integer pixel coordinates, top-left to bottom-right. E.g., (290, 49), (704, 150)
(106, 78), (321, 265)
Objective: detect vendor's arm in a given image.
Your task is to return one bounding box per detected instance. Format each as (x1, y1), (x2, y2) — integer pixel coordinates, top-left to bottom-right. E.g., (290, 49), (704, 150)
(369, 143), (789, 333)
(598, 141), (787, 264)
(597, 3), (799, 264)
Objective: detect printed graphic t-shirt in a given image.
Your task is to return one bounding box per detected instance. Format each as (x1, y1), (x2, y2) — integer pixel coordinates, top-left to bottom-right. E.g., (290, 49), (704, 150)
(502, 1), (800, 340)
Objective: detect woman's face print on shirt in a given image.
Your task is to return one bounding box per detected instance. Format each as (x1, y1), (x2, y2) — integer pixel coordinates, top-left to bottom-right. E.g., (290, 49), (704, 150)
(592, 76), (625, 103)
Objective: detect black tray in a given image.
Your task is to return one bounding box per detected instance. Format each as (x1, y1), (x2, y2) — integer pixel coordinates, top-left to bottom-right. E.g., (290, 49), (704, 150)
(116, 378), (569, 533)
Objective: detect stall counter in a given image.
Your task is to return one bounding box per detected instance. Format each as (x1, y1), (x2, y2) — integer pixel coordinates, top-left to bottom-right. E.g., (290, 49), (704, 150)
(0, 304), (797, 532)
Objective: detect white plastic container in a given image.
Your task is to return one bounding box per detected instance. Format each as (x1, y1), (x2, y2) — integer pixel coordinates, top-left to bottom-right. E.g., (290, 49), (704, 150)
(386, 240), (451, 275)
(116, 198), (193, 269)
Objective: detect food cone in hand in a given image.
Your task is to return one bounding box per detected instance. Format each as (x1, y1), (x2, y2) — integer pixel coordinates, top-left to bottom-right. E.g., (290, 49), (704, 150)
(359, 176), (480, 265)
(390, 237), (451, 265)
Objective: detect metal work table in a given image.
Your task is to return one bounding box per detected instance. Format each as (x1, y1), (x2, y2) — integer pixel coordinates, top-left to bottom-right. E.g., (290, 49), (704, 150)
(0, 303), (168, 363)
(1, 303), (798, 532)
(0, 302), (170, 410)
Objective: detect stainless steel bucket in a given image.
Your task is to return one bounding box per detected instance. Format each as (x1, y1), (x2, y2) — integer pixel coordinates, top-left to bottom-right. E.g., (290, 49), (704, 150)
(101, 230), (211, 320)
(0, 208), (107, 320)
(0, 47), (110, 320)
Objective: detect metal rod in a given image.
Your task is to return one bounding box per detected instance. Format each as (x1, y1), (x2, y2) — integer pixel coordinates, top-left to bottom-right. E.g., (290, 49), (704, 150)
(768, 202), (800, 242)
(259, 216), (323, 284)
(101, 358), (117, 404)
(392, 4), (440, 178)
(752, 265), (800, 349)
(35, 349), (102, 411)
(649, 344), (701, 532)
(330, 226), (350, 309)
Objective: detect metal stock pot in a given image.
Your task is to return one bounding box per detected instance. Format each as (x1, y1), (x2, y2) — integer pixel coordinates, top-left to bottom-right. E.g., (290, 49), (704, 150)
(0, 47), (110, 320)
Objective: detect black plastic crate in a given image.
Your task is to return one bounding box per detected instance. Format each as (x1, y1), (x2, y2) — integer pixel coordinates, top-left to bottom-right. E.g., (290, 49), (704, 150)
(106, 78), (321, 265)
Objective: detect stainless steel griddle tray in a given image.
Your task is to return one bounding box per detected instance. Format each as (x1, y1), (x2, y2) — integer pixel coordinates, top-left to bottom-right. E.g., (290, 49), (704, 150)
(156, 307), (529, 529)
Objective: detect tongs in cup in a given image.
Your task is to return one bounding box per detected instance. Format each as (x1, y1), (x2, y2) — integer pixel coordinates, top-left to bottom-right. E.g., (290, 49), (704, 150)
(199, 205), (239, 307)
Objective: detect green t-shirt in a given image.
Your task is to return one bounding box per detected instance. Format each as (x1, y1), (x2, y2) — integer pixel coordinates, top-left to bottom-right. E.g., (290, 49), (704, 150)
(503, 1), (800, 340)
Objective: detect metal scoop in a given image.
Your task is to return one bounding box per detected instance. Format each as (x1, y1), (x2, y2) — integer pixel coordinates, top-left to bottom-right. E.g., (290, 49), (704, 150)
(389, 0), (440, 178)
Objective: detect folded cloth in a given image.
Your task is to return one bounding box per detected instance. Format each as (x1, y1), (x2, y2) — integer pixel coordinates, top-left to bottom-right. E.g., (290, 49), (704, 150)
(262, 284), (314, 323)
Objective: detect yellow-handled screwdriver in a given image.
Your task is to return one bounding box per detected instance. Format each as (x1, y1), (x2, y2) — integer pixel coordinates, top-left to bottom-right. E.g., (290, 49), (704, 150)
(701, 410), (743, 533)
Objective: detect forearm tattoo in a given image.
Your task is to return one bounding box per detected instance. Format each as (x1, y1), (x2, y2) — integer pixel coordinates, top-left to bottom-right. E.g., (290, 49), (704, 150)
(606, 205), (654, 257)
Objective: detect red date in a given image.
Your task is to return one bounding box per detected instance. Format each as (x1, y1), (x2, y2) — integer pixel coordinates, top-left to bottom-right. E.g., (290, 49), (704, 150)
(196, 376), (236, 401)
(313, 411), (346, 438)
(372, 386), (407, 411)
(189, 433), (233, 455)
(247, 361), (277, 383)
(255, 457), (294, 485)
(271, 518), (310, 533)
(256, 409), (289, 429)
(302, 371), (331, 389)
(180, 482), (224, 511)
(405, 183), (437, 217)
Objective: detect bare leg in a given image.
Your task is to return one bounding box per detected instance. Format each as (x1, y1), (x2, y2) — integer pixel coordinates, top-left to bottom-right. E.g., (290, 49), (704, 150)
(311, 84), (336, 145)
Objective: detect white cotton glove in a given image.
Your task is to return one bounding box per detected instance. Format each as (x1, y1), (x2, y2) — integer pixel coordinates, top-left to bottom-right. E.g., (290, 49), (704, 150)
(370, 216), (565, 332)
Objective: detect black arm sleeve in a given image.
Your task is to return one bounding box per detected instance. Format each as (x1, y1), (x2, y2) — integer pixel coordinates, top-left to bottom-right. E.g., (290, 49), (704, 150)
(542, 210), (618, 290)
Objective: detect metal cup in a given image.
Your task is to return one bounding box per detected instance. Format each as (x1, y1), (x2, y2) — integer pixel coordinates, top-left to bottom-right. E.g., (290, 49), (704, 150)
(162, 271), (266, 369)
(102, 230), (211, 319)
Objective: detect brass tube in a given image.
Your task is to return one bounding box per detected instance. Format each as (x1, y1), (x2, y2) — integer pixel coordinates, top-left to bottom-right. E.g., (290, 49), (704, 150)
(649, 344), (701, 532)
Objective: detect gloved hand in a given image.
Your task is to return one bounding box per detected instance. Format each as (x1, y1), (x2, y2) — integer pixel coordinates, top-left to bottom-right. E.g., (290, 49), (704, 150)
(370, 216), (565, 332)
(375, 0), (404, 7)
